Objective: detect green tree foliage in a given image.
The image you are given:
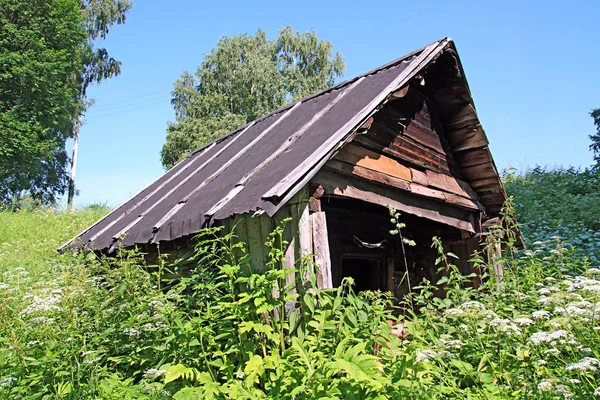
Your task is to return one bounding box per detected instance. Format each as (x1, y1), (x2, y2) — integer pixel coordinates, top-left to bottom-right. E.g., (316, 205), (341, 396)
(161, 26), (345, 169)
(67, 0), (132, 208)
(590, 108), (600, 168)
(0, 0), (85, 204)
(0, 0), (132, 206)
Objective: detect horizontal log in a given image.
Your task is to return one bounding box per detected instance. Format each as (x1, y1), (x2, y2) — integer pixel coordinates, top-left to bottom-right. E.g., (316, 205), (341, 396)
(462, 162), (498, 181)
(425, 170), (480, 202)
(454, 148), (492, 168)
(469, 177), (502, 189)
(334, 143), (412, 182)
(411, 168), (429, 186)
(325, 160), (481, 211)
(446, 126), (489, 152)
(312, 169), (477, 233)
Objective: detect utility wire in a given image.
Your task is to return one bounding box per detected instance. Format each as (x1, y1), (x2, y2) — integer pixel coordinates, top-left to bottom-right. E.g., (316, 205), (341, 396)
(91, 89), (171, 110)
(90, 94), (171, 113)
(87, 98), (170, 120)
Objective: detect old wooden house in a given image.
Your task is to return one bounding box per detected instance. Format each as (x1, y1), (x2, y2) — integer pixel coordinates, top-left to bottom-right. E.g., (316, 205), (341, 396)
(62, 38), (514, 298)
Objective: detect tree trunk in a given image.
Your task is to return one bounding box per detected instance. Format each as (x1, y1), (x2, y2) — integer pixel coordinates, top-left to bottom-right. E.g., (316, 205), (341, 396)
(67, 115), (80, 210)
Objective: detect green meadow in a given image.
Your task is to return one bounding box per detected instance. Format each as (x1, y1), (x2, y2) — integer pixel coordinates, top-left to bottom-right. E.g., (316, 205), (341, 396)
(1, 168), (600, 399)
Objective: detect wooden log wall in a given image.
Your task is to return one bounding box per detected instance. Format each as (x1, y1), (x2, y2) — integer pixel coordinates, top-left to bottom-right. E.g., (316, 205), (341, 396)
(220, 186), (333, 293)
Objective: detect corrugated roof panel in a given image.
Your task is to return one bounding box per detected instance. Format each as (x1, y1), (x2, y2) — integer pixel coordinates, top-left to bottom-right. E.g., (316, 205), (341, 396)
(155, 87), (346, 242)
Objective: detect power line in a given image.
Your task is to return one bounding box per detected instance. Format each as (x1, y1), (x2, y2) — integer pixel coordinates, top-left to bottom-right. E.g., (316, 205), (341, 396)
(91, 88), (172, 110)
(90, 93), (171, 113)
(86, 98), (171, 121)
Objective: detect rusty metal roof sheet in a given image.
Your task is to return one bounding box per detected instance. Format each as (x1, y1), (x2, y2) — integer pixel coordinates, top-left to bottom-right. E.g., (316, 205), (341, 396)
(61, 38), (508, 252)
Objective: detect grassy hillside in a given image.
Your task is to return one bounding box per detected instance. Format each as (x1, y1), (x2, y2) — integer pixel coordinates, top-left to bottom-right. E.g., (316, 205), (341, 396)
(1, 169), (600, 399)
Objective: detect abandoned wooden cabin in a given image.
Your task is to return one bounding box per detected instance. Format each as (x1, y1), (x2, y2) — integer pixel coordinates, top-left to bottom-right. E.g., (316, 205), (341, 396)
(61, 38), (515, 298)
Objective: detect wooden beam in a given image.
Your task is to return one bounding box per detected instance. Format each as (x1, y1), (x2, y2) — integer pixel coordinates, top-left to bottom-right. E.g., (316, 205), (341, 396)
(311, 211), (332, 289)
(334, 143), (412, 182)
(312, 169), (477, 233)
(386, 257), (395, 293)
(325, 160), (411, 192)
(325, 160), (481, 211)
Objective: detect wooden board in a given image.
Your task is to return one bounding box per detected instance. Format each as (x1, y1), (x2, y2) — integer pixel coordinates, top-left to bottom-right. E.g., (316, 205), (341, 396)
(325, 160), (481, 211)
(312, 169), (477, 233)
(325, 159), (411, 192)
(311, 211), (333, 289)
(334, 143), (412, 181)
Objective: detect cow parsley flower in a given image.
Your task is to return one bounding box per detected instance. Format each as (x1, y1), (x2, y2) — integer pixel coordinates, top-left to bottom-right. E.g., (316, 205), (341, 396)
(488, 318), (522, 335)
(143, 368), (167, 379)
(514, 317), (535, 326)
(123, 328), (139, 337)
(532, 310), (551, 319)
(565, 357), (600, 372)
(529, 330), (573, 345)
(415, 349), (451, 363)
(0, 377), (16, 388)
(537, 379), (553, 392)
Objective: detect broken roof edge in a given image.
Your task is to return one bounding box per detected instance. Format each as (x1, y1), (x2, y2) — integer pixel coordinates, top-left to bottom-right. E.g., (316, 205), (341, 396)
(259, 39), (453, 214)
(190, 38), (451, 159)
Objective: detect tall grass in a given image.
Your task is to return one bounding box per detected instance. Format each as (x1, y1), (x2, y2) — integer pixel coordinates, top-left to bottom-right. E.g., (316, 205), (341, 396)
(1, 167), (599, 399)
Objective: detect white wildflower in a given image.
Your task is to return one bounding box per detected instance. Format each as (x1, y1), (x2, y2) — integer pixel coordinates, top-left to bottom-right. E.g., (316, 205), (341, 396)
(594, 387), (600, 396)
(538, 288), (552, 295)
(0, 283), (8, 290)
(555, 384), (572, 399)
(19, 294), (62, 316)
(143, 368), (167, 379)
(532, 310), (551, 319)
(488, 318), (522, 335)
(514, 317), (535, 326)
(565, 357), (600, 372)
(84, 357), (101, 365)
(81, 350), (96, 357)
(415, 349), (452, 363)
(0, 377), (16, 388)
(123, 327), (139, 337)
(141, 323), (154, 331)
(568, 379), (580, 384)
(26, 340), (41, 347)
(537, 379), (553, 392)
(535, 360), (547, 365)
(529, 330), (573, 345)
(440, 338), (464, 349)
(544, 348), (561, 356)
(587, 268), (600, 276)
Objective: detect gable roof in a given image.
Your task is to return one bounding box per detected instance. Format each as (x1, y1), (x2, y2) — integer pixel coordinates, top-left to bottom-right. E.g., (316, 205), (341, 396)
(62, 38), (507, 253)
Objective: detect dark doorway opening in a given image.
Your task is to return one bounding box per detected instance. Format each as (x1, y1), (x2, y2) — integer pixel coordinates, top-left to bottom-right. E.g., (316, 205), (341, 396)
(340, 256), (385, 292)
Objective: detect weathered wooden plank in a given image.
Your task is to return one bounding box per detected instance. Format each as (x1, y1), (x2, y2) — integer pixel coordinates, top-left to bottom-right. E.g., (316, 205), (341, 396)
(325, 160), (481, 211)
(367, 122), (455, 174)
(387, 257), (395, 293)
(454, 148), (492, 168)
(312, 169), (477, 233)
(443, 192), (481, 211)
(462, 162), (498, 181)
(469, 177), (501, 189)
(311, 211), (333, 289)
(246, 214), (265, 274)
(479, 193), (507, 207)
(273, 205), (297, 291)
(410, 182), (446, 201)
(411, 168), (428, 186)
(446, 126), (489, 152)
(325, 159), (411, 192)
(425, 170), (471, 199)
(334, 143), (412, 182)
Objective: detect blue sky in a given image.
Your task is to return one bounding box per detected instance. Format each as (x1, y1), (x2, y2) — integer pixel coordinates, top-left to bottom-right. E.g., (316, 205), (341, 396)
(69, 0), (600, 208)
